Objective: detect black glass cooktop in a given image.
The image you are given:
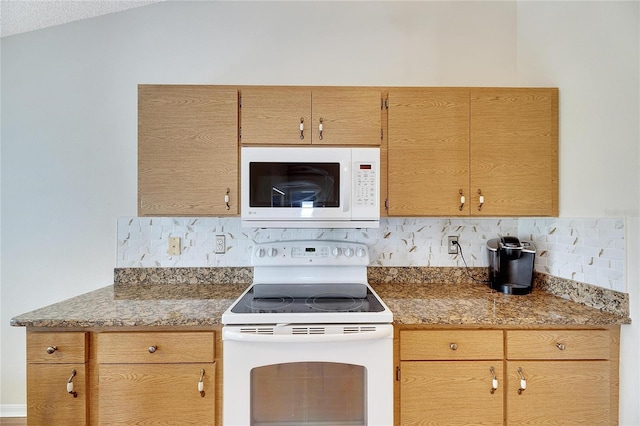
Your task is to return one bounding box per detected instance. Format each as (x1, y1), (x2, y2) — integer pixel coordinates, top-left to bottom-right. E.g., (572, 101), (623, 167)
(230, 285), (386, 314)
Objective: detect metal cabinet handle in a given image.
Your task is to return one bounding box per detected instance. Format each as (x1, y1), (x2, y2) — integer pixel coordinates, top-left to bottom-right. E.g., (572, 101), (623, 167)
(489, 366), (498, 394)
(459, 189), (466, 211)
(225, 188), (230, 210)
(46, 346), (57, 354)
(318, 118), (324, 140)
(477, 189), (485, 211)
(517, 367), (527, 394)
(148, 345), (157, 354)
(449, 343), (458, 350)
(299, 117), (305, 140)
(556, 342), (566, 351)
(198, 368), (205, 397)
(67, 369), (78, 398)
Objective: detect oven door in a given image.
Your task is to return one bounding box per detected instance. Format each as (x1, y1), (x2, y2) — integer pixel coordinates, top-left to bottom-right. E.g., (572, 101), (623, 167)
(222, 323), (393, 426)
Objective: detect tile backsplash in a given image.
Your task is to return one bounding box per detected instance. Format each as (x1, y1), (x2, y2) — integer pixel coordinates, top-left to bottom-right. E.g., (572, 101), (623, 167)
(117, 217), (626, 293)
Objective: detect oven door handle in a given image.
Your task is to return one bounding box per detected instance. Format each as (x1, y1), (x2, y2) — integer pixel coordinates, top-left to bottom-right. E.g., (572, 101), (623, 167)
(223, 326), (393, 343)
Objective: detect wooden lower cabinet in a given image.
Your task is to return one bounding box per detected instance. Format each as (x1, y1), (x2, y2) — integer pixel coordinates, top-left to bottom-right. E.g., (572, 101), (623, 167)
(98, 362), (215, 425)
(396, 326), (619, 426)
(25, 329), (221, 425)
(401, 361), (503, 425)
(26, 332), (88, 426)
(93, 331), (218, 425)
(506, 360), (610, 425)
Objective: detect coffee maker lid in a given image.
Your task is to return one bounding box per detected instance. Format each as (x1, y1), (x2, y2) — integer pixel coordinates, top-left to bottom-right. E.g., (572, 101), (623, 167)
(486, 237), (535, 254)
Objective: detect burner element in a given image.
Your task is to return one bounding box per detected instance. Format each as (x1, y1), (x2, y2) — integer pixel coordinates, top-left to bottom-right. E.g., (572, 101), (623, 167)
(244, 296), (293, 313)
(305, 294), (367, 312)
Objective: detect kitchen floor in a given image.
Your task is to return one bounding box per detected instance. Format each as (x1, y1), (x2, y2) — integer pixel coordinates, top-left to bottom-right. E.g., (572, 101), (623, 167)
(0, 418), (26, 425)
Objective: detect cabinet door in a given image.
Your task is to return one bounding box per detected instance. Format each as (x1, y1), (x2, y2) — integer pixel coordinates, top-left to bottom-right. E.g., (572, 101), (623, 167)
(138, 85), (238, 216)
(27, 363), (87, 426)
(311, 87), (382, 145)
(98, 362), (216, 425)
(400, 361), (503, 425)
(470, 88), (558, 216)
(240, 86), (311, 145)
(387, 88), (470, 216)
(506, 361), (610, 425)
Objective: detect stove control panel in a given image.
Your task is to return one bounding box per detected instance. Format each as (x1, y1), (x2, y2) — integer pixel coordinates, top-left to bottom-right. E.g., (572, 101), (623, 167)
(252, 240), (370, 266)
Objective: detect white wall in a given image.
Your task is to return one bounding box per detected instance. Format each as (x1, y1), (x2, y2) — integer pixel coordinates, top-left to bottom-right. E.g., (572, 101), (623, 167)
(1, 1), (638, 422)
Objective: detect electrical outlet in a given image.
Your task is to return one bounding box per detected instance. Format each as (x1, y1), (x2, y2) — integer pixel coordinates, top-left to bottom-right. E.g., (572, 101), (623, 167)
(215, 235), (226, 254)
(447, 236), (459, 254)
(168, 237), (181, 255)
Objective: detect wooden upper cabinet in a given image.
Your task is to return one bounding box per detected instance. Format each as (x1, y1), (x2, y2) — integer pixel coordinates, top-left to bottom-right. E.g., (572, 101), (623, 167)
(387, 88), (470, 216)
(312, 87), (382, 145)
(240, 86), (311, 145)
(138, 85), (238, 216)
(470, 88), (559, 216)
(240, 86), (382, 145)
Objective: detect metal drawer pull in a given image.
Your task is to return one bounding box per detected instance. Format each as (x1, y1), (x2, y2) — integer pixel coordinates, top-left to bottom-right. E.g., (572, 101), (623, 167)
(299, 117), (305, 140)
(449, 343), (458, 350)
(225, 188), (230, 210)
(489, 367), (498, 394)
(556, 342), (566, 350)
(67, 369), (78, 398)
(477, 189), (485, 211)
(148, 345), (157, 353)
(517, 367), (527, 394)
(459, 189), (465, 211)
(198, 368), (205, 397)
(46, 346), (57, 354)
(318, 118), (324, 140)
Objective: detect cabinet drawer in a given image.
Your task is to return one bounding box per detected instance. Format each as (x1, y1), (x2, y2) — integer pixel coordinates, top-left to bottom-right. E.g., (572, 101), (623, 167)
(400, 330), (503, 360)
(97, 332), (215, 364)
(506, 330), (610, 360)
(27, 332), (88, 363)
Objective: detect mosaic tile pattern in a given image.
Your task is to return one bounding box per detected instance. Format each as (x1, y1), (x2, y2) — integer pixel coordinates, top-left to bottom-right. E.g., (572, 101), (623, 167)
(520, 218), (625, 292)
(117, 216), (626, 292)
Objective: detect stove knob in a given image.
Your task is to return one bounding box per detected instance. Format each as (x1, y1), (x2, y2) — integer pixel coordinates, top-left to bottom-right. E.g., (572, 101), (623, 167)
(344, 247), (354, 257)
(256, 248), (266, 258)
(268, 248), (278, 257)
(356, 247), (367, 258)
(331, 247), (342, 257)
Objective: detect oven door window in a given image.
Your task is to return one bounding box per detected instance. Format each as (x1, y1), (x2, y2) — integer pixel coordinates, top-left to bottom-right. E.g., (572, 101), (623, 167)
(250, 362), (366, 425)
(249, 162), (340, 208)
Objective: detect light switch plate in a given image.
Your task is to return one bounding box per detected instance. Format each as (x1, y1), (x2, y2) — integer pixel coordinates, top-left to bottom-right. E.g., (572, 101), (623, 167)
(168, 237), (181, 255)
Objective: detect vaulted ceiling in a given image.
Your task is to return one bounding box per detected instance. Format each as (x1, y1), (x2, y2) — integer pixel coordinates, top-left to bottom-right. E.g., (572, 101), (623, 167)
(0, 0), (164, 38)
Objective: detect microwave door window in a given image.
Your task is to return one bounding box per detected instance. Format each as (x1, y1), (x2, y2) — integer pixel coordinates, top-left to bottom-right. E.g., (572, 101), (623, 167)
(249, 163), (340, 208)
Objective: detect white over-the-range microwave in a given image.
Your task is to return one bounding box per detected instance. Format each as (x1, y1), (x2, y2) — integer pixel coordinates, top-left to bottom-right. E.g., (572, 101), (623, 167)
(241, 146), (380, 228)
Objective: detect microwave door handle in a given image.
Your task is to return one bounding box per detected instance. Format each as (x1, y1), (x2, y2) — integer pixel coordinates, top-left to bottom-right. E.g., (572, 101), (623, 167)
(343, 163), (351, 213)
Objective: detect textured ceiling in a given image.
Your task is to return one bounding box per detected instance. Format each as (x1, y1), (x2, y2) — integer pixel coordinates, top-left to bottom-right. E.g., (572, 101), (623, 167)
(0, 0), (165, 38)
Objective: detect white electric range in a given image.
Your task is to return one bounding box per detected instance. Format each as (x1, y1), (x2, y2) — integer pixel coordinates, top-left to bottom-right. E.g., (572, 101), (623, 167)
(222, 240), (393, 426)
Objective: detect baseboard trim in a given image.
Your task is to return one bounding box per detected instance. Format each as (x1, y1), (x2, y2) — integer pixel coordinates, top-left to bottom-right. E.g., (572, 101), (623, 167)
(0, 404), (26, 418)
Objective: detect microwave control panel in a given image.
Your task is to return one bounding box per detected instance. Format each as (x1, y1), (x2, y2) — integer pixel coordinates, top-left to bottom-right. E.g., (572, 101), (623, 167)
(354, 162), (377, 207)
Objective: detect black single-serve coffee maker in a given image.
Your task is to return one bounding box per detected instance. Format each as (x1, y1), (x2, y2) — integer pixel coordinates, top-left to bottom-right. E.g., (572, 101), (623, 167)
(486, 236), (535, 295)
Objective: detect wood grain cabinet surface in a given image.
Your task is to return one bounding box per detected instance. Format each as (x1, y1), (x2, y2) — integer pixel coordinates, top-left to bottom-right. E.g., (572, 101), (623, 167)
(26, 332), (88, 426)
(505, 329), (614, 425)
(386, 87), (558, 217)
(240, 86), (382, 146)
(396, 327), (619, 426)
(138, 85), (239, 216)
(94, 331), (217, 425)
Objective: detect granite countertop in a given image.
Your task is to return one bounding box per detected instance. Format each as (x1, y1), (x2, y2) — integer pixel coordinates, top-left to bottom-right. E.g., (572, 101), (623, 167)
(11, 281), (630, 329)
